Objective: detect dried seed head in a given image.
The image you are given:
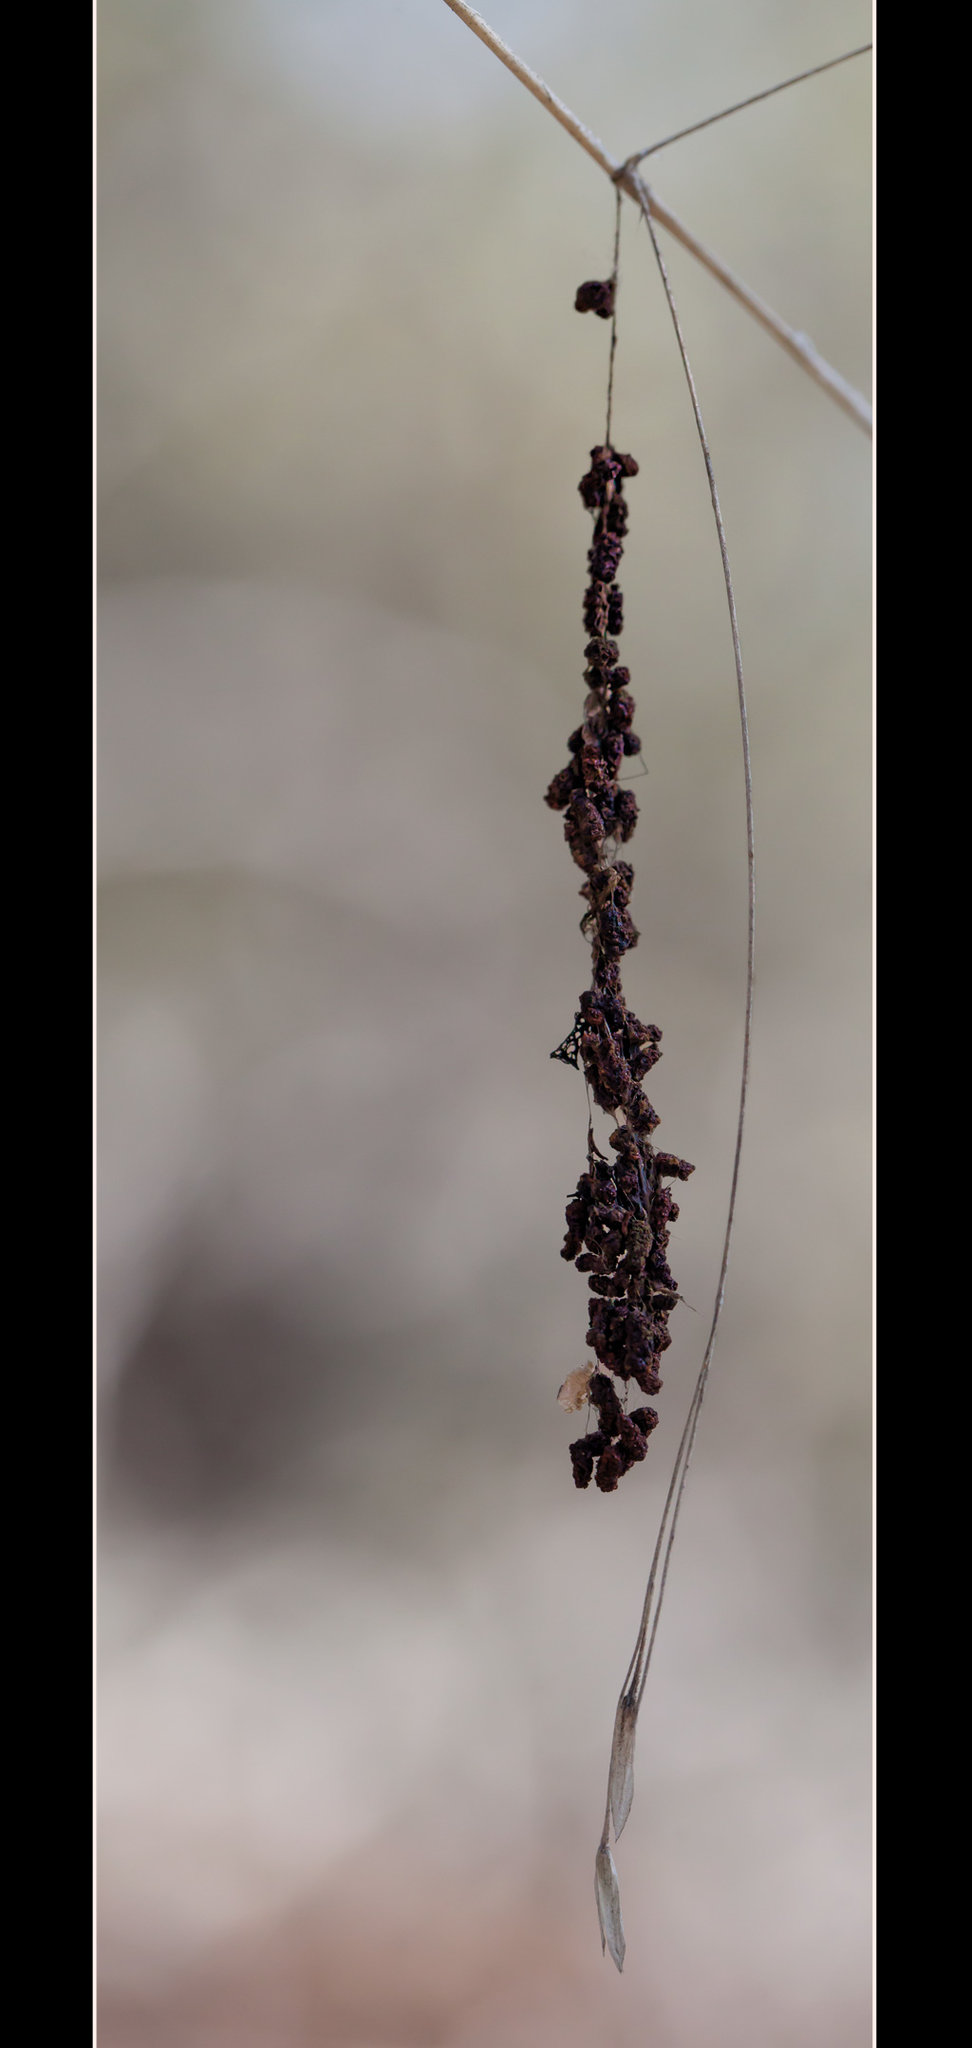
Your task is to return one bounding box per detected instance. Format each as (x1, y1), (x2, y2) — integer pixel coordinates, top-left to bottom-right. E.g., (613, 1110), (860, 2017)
(548, 443), (692, 1488)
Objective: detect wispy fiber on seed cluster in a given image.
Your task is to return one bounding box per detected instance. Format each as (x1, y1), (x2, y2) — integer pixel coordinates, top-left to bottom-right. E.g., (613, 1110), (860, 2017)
(546, 400), (694, 1493)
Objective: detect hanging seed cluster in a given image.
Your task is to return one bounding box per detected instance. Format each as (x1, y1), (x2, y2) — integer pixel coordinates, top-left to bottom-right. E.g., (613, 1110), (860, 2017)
(546, 432), (694, 1492)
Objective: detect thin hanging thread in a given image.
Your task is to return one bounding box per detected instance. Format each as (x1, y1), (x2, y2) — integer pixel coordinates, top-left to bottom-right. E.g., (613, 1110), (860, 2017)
(604, 184), (623, 447)
(596, 168), (756, 1925)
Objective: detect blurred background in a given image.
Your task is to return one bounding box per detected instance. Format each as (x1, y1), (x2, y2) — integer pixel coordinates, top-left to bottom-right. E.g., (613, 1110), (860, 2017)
(98, 3), (872, 2042)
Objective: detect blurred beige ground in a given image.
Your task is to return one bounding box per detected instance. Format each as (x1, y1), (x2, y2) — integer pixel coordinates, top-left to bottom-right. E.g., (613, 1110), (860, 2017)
(98, 3), (872, 2042)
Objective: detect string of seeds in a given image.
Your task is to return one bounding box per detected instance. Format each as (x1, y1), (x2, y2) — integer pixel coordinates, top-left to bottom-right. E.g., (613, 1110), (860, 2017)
(547, 257), (693, 1494)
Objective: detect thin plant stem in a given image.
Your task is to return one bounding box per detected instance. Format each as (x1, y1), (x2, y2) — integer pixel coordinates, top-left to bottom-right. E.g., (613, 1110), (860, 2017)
(629, 42), (871, 163)
(604, 185), (623, 446)
(598, 170), (756, 1873)
(441, 0), (872, 437)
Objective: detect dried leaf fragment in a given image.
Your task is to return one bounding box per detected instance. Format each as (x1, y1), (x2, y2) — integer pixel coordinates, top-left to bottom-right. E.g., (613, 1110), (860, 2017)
(557, 1364), (594, 1413)
(608, 1696), (637, 1839)
(594, 1841), (626, 1973)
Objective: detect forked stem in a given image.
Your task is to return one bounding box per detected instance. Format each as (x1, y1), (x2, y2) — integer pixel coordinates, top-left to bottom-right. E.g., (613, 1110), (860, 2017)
(441, 0), (872, 436)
